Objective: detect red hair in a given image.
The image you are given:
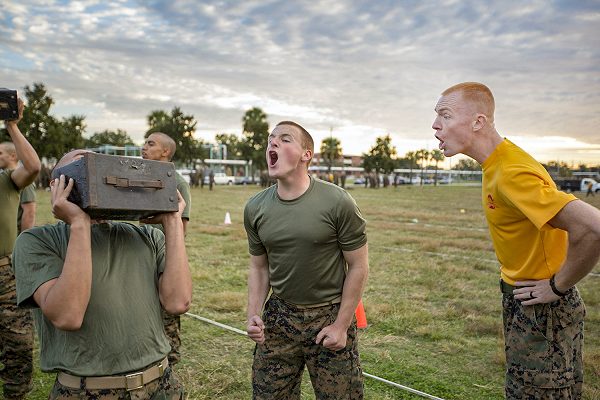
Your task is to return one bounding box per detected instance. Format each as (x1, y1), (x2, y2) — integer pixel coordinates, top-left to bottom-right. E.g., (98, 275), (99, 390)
(442, 82), (495, 122)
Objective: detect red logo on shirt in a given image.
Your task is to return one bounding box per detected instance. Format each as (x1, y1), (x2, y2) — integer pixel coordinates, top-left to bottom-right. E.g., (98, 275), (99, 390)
(487, 194), (496, 209)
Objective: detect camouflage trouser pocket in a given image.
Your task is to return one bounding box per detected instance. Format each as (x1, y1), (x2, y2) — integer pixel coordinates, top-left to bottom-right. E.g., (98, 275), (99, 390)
(502, 289), (584, 399)
(521, 368), (574, 388)
(505, 366), (576, 400)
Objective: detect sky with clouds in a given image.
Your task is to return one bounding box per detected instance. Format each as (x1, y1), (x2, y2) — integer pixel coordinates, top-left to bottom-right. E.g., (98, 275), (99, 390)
(2, 0), (599, 166)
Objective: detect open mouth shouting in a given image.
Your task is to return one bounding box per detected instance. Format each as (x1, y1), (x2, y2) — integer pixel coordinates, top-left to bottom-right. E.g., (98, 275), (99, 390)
(268, 150), (278, 167)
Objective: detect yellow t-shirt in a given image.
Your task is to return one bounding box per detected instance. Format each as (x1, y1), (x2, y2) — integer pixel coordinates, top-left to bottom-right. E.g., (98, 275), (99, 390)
(481, 139), (577, 285)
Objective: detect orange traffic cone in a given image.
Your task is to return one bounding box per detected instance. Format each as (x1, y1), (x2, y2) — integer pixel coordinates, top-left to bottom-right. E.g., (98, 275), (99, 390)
(355, 299), (367, 329)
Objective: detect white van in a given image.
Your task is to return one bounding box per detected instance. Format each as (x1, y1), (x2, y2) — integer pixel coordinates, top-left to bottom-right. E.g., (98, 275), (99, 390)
(580, 178), (600, 193)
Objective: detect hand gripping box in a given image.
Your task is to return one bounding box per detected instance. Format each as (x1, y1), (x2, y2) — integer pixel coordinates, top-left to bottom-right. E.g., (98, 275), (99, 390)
(52, 152), (179, 220)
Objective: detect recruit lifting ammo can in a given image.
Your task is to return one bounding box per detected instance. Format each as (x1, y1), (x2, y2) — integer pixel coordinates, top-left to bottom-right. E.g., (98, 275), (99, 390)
(52, 152), (179, 220)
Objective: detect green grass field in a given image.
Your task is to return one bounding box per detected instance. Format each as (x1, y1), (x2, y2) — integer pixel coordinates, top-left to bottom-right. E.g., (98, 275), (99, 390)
(20, 184), (600, 399)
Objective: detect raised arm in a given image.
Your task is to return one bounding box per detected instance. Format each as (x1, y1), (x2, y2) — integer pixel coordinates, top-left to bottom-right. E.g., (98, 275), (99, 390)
(515, 200), (600, 304)
(32, 176), (92, 330)
(316, 244), (369, 350)
(5, 98), (41, 189)
(246, 253), (270, 344)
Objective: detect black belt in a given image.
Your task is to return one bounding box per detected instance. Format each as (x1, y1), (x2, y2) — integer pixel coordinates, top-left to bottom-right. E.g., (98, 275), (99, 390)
(500, 279), (515, 295)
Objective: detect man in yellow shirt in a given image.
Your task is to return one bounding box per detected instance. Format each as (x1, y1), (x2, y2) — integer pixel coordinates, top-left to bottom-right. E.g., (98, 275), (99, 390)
(432, 82), (600, 399)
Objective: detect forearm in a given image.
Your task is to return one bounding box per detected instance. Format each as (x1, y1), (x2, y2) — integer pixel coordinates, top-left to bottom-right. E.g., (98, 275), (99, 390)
(40, 220), (92, 329)
(159, 216), (192, 314)
(6, 123), (41, 187)
(549, 201), (600, 292)
(20, 203), (36, 231)
(334, 261), (368, 330)
(247, 261), (270, 320)
(555, 227), (600, 291)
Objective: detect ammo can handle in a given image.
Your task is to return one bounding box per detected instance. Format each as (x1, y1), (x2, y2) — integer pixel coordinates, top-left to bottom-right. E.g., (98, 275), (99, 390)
(104, 176), (165, 189)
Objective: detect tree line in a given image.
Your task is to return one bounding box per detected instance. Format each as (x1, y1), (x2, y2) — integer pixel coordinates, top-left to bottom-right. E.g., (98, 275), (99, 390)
(1, 82), (488, 176)
(0, 83), (271, 172)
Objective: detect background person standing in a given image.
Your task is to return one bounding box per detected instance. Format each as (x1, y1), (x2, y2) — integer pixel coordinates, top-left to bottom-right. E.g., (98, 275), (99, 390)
(142, 132), (192, 368)
(0, 96), (40, 400)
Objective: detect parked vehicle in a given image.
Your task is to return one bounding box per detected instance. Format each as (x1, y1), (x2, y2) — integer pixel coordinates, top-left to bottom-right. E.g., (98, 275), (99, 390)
(175, 169), (193, 184)
(235, 176), (254, 185)
(581, 178), (600, 193)
(204, 172), (235, 185)
(395, 176), (410, 185)
(555, 177), (600, 193)
(555, 178), (581, 192)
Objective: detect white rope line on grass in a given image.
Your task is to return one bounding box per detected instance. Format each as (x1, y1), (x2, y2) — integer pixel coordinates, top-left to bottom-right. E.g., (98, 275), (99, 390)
(184, 312), (447, 400)
(362, 372), (446, 400)
(185, 312), (248, 336)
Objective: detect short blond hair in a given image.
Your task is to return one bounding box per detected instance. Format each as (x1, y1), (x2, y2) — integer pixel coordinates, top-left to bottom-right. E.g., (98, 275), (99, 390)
(442, 82), (495, 122)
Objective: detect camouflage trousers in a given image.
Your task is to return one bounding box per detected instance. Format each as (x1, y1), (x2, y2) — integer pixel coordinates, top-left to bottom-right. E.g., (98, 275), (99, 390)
(502, 286), (585, 400)
(49, 366), (184, 399)
(0, 262), (33, 400)
(161, 309), (181, 366)
(253, 295), (364, 400)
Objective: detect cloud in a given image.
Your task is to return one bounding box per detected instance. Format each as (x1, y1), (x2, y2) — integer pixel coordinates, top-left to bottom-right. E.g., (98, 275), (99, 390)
(1, 0), (599, 164)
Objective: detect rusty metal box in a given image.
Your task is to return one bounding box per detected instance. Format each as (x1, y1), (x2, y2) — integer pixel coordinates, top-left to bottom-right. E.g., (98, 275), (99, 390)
(52, 152), (178, 220)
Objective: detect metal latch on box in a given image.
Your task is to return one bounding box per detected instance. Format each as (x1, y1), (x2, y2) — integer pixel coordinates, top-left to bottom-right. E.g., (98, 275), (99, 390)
(104, 176), (164, 189)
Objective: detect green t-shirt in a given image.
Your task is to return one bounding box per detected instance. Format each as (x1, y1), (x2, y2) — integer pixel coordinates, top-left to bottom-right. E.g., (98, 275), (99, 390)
(18, 183), (36, 233)
(0, 169), (20, 257)
(244, 176), (367, 305)
(13, 221), (170, 376)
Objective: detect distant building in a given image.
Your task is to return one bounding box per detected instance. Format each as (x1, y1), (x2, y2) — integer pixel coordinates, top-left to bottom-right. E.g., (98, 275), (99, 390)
(88, 144), (142, 157)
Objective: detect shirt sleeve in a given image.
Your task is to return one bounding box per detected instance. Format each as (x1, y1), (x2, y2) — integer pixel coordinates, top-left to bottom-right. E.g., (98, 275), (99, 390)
(13, 227), (66, 308)
(140, 225), (166, 275)
(20, 184), (36, 204)
(498, 165), (577, 230)
(244, 202), (266, 256)
(335, 191), (368, 251)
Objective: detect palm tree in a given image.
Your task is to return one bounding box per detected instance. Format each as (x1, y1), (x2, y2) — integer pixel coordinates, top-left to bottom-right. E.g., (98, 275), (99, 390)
(320, 137), (342, 172)
(430, 149), (445, 186)
(406, 151), (417, 185)
(415, 149), (430, 186)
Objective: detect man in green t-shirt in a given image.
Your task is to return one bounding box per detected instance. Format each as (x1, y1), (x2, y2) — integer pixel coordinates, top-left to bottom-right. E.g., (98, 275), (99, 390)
(244, 121), (369, 399)
(142, 132), (192, 368)
(0, 96), (40, 400)
(13, 149), (192, 398)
